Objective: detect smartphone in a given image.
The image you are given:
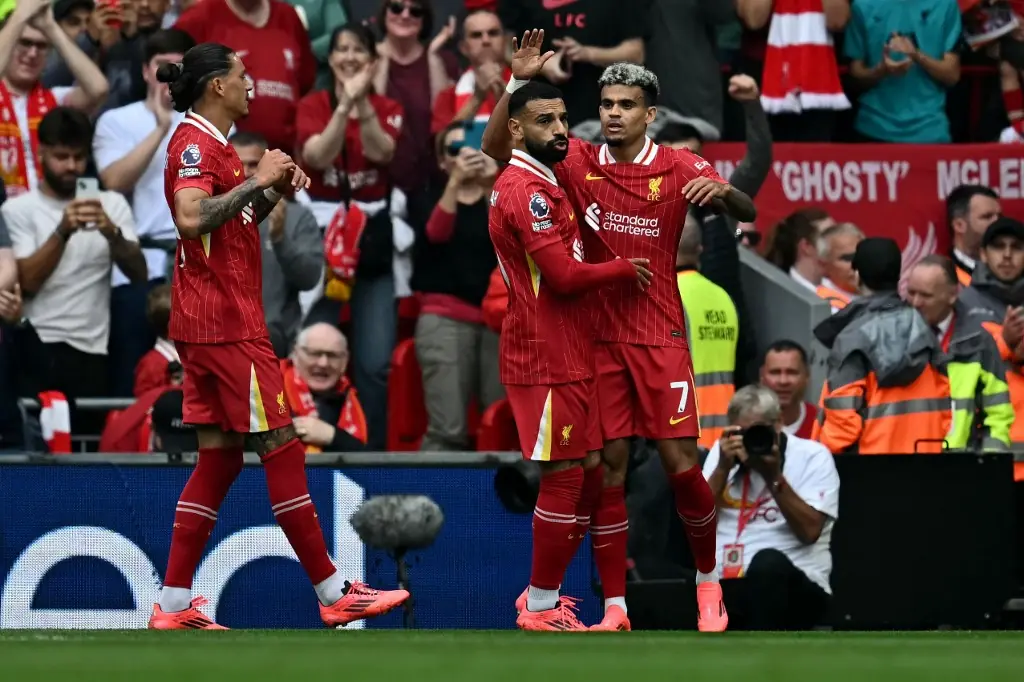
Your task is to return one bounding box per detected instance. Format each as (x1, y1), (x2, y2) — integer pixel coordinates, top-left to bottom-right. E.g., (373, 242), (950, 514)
(76, 178), (100, 200)
(97, 0), (123, 31)
(462, 121), (486, 151)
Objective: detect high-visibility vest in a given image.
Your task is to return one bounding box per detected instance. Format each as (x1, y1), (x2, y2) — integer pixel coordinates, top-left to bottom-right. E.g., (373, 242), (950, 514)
(677, 270), (738, 449)
(814, 365), (952, 454)
(816, 284), (851, 311)
(979, 320), (1024, 445)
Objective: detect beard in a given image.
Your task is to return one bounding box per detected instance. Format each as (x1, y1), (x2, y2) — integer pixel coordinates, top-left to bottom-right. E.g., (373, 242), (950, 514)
(42, 164), (77, 199)
(525, 135), (568, 164)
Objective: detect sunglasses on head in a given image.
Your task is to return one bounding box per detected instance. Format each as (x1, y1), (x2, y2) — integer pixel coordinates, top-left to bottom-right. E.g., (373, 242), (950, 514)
(388, 2), (424, 18)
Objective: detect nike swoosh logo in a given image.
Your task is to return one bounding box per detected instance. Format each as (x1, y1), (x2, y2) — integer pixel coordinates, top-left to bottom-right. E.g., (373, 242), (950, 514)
(542, 0), (578, 9)
(669, 415), (691, 425)
(585, 173), (605, 181)
(594, 543), (612, 549)
(234, 169), (241, 176)
(569, 211), (575, 220)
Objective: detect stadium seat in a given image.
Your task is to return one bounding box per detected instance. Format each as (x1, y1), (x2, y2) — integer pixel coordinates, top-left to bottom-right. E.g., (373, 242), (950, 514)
(386, 338), (427, 451)
(476, 398), (517, 452)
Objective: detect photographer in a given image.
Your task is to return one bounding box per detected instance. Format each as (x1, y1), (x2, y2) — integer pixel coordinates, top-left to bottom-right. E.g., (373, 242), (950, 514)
(701, 385), (839, 630)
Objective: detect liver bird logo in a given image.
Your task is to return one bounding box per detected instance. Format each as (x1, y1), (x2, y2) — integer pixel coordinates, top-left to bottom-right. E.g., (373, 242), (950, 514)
(647, 175), (663, 201)
(560, 424), (573, 446)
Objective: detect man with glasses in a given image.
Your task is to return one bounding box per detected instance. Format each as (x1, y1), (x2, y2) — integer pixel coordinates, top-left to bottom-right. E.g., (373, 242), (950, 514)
(818, 222), (864, 313)
(0, 0), (109, 196)
(283, 322), (368, 452)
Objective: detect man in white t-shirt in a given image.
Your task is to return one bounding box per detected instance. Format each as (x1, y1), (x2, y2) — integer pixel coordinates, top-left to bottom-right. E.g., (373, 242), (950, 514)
(5, 107), (144, 400)
(702, 385), (840, 630)
(92, 28), (194, 395)
(0, 0), (109, 197)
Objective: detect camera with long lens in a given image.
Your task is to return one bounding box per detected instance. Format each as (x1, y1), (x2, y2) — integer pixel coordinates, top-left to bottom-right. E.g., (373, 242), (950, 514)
(740, 423), (777, 458)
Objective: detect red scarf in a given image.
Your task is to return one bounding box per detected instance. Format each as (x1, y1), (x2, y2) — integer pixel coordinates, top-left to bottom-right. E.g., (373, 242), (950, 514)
(323, 202), (367, 301)
(38, 390), (71, 453)
(280, 360), (367, 453)
(760, 0), (849, 115)
(0, 81), (57, 197)
(453, 65), (511, 122)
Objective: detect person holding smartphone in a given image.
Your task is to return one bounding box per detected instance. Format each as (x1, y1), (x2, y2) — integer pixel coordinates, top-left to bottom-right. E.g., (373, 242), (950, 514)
(3, 107), (144, 401)
(410, 120), (501, 451)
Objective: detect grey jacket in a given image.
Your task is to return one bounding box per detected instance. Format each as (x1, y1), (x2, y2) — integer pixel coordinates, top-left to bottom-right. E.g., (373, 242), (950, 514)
(260, 202), (323, 357)
(814, 292), (948, 388)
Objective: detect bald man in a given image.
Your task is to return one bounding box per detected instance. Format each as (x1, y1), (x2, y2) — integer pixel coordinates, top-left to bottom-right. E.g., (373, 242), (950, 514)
(282, 323), (368, 452)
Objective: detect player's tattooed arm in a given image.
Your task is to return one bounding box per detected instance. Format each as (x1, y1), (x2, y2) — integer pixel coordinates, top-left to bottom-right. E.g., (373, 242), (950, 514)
(195, 178), (265, 234)
(713, 185), (757, 223)
(249, 191), (279, 226)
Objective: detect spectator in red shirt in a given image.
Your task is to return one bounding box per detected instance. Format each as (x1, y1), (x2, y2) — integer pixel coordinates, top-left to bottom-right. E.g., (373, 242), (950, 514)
(296, 22), (403, 226)
(759, 339), (817, 439)
(297, 22), (406, 452)
(371, 0), (458, 194)
(430, 8), (508, 137)
(133, 283), (183, 396)
(174, 0), (315, 152)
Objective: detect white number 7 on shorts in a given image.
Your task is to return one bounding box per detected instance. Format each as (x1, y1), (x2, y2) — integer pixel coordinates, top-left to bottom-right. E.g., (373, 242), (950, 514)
(670, 380), (690, 413)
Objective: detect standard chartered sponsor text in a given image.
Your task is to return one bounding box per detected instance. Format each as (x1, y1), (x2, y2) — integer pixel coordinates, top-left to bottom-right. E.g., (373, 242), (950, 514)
(602, 211), (661, 237)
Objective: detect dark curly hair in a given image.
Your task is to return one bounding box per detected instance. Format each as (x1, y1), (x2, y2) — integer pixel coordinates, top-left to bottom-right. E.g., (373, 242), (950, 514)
(155, 42), (234, 113)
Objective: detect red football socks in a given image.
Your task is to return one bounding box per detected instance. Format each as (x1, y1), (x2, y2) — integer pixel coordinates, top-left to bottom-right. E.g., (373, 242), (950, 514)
(530, 466), (584, 590)
(590, 485), (628, 600)
(571, 464), (604, 554)
(263, 438), (337, 584)
(668, 466), (718, 574)
(164, 446), (244, 588)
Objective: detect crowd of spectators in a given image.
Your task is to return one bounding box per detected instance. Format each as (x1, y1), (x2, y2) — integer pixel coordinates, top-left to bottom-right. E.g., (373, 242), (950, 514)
(0, 0), (1021, 458)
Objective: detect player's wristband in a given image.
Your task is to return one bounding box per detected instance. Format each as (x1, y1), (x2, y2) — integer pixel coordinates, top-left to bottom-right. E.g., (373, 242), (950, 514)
(264, 188), (283, 203)
(506, 76), (529, 94)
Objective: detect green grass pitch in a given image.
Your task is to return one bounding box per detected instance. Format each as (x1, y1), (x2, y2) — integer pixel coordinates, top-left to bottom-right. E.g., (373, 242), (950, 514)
(2, 630), (1023, 681)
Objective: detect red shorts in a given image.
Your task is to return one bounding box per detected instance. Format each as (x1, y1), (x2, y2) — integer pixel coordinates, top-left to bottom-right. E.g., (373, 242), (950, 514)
(594, 342), (700, 441)
(505, 379), (602, 461)
(177, 337), (292, 434)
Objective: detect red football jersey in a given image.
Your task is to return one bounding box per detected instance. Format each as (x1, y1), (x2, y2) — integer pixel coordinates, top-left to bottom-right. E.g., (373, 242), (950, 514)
(295, 90), (404, 203)
(164, 111), (267, 344)
(556, 137), (725, 347)
(489, 150), (592, 385)
(175, 0), (315, 153)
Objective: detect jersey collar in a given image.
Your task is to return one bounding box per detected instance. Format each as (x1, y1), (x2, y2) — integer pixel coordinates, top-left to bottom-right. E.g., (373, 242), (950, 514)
(510, 149), (558, 187)
(599, 136), (657, 166)
(182, 109), (229, 146)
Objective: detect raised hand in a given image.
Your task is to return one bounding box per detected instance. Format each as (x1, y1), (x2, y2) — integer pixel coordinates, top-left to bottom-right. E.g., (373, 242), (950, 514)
(342, 64), (374, 105)
(510, 29), (556, 81)
(273, 164), (311, 194)
(727, 74), (759, 102)
(255, 149), (294, 189)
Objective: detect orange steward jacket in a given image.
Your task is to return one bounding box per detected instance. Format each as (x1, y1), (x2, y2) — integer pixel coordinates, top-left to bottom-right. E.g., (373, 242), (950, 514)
(812, 292), (952, 454)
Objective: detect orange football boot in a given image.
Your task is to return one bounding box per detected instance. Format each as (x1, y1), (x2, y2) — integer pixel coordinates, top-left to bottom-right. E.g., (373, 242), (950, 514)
(590, 605), (630, 631)
(696, 582), (728, 632)
(515, 587), (528, 614)
(149, 596), (228, 630)
(319, 580), (410, 628)
(516, 596), (588, 631)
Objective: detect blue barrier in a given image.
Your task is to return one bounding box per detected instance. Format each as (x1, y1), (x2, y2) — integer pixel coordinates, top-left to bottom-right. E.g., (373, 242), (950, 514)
(0, 464), (600, 629)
